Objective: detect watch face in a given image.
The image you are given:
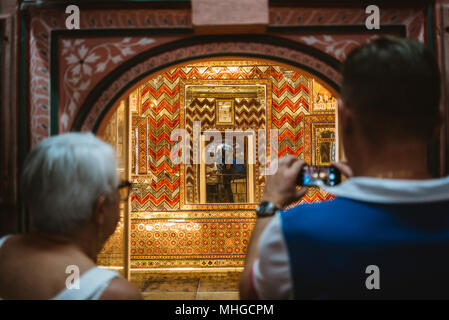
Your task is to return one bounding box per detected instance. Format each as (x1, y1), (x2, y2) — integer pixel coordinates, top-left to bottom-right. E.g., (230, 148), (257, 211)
(256, 201), (277, 217)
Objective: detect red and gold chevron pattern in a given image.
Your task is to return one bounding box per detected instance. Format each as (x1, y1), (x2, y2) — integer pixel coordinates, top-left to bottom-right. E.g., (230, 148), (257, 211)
(132, 117), (148, 175)
(123, 60), (337, 268)
(184, 91), (267, 203)
(133, 63), (335, 212)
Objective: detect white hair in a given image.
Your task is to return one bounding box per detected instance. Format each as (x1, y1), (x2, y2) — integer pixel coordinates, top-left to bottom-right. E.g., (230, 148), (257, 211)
(21, 132), (118, 235)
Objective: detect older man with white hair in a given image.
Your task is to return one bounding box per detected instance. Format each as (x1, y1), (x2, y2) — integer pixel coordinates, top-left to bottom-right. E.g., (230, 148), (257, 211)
(0, 133), (142, 300)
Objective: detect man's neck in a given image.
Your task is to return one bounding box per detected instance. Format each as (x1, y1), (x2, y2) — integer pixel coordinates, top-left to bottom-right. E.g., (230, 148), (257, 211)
(349, 141), (432, 180)
(359, 166), (432, 180)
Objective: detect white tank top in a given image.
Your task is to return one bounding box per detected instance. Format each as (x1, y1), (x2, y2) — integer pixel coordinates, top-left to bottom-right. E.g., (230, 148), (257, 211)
(0, 235), (120, 300)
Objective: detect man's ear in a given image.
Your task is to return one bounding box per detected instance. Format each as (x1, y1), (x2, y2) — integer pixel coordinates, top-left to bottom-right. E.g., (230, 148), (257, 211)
(92, 195), (107, 226)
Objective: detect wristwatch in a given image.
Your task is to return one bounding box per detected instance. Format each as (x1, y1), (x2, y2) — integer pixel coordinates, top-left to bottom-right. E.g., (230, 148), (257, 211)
(255, 201), (280, 218)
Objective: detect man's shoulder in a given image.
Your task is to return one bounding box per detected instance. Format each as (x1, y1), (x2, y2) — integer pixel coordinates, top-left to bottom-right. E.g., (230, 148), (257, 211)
(281, 197), (362, 219)
(279, 196), (449, 240)
(279, 197), (379, 235)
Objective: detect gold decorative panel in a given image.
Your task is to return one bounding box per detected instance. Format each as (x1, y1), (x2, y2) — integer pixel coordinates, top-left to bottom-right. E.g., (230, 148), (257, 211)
(98, 100), (127, 272)
(99, 58), (338, 270)
(180, 79), (271, 210)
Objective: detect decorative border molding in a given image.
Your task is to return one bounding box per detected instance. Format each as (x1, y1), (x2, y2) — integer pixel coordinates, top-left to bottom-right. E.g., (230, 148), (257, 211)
(21, 5), (427, 148)
(74, 35), (342, 133)
(178, 79), (272, 211)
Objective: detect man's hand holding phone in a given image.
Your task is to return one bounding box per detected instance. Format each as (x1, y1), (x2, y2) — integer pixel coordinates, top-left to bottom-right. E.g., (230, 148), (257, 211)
(262, 157), (354, 209)
(262, 156), (308, 209)
(331, 161), (353, 180)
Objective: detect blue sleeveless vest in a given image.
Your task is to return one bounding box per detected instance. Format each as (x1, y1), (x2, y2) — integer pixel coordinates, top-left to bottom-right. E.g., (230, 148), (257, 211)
(280, 197), (449, 299)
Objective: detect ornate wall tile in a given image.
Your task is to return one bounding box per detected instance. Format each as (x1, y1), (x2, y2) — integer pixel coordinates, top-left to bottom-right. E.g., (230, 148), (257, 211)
(130, 218), (256, 269)
(269, 6), (425, 41)
(81, 42), (340, 133)
(27, 7), (191, 144)
(59, 37), (160, 132)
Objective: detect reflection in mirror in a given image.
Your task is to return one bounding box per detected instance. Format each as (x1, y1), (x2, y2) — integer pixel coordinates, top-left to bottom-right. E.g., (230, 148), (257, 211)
(204, 134), (247, 203)
(192, 132), (255, 204)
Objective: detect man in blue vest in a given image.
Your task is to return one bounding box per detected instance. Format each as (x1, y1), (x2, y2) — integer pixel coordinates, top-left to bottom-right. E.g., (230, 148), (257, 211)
(240, 37), (449, 299)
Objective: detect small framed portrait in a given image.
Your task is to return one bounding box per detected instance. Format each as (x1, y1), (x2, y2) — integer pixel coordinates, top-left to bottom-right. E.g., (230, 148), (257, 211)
(215, 99), (234, 125)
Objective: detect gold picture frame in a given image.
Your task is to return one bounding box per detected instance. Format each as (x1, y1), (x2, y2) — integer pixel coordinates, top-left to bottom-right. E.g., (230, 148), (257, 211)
(215, 99), (234, 125)
(180, 79), (271, 210)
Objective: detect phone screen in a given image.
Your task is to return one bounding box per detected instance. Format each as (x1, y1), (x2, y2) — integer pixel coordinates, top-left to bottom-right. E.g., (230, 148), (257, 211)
(298, 165), (341, 187)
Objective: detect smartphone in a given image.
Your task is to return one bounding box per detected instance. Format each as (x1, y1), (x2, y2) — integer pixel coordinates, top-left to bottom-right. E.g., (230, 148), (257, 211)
(297, 165), (341, 187)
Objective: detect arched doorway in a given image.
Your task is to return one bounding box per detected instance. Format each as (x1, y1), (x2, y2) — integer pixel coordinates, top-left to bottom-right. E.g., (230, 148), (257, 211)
(94, 56), (339, 296)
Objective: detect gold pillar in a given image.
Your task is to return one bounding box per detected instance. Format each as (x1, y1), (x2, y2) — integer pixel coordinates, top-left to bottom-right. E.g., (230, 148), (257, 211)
(247, 134), (255, 203)
(200, 135), (207, 204)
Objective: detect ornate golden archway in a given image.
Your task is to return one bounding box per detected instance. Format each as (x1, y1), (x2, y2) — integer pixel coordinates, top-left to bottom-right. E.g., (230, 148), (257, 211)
(97, 56), (339, 280)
